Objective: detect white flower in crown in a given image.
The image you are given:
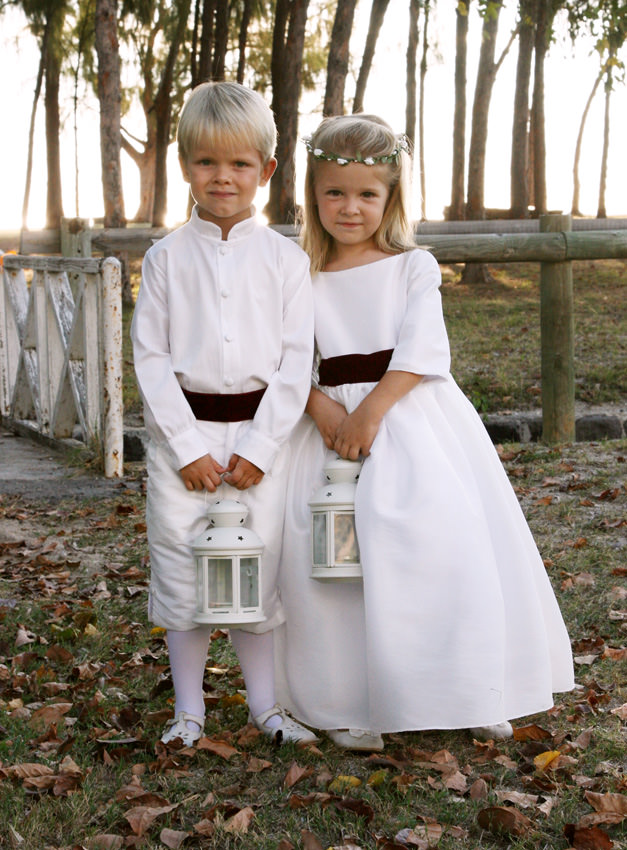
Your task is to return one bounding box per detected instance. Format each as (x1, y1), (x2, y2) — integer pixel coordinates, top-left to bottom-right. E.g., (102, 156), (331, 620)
(364, 157), (375, 165)
(314, 148), (323, 157)
(337, 157), (348, 165)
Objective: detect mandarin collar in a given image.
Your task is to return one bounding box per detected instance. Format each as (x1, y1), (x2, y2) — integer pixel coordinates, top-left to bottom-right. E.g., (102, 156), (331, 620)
(189, 205), (259, 242)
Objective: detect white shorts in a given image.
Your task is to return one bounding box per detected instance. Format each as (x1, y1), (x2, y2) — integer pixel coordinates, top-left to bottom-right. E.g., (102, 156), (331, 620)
(145, 426), (290, 632)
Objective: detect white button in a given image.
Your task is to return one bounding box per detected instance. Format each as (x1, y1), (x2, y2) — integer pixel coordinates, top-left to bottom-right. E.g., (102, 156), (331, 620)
(224, 334), (233, 342)
(221, 289), (229, 297)
(224, 377), (234, 387)
(219, 245), (229, 255)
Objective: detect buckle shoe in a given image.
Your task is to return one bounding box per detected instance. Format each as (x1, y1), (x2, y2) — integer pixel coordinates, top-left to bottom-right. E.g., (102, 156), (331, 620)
(251, 703), (319, 745)
(161, 711), (204, 746)
(469, 720), (513, 741)
(327, 728), (384, 751)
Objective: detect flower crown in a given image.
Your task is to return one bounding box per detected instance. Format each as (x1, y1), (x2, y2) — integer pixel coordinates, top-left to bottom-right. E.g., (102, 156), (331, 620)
(303, 134), (410, 166)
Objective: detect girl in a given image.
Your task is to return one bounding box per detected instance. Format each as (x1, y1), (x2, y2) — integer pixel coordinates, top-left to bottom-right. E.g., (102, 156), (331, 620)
(274, 114), (574, 750)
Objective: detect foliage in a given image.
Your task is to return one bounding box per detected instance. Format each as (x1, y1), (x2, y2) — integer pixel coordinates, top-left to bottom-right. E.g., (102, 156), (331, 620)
(0, 434), (625, 848)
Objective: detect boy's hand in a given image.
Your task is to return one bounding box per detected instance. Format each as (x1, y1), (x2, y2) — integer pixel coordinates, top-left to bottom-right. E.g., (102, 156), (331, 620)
(223, 454), (264, 490)
(180, 454), (225, 492)
(306, 389), (348, 450)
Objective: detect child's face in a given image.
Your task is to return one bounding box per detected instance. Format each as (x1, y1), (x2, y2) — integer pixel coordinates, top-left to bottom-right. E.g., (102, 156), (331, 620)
(180, 141), (276, 237)
(313, 161), (390, 251)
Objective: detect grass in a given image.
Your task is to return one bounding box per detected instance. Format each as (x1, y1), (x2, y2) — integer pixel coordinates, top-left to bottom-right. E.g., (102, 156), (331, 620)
(122, 258), (626, 418)
(1, 258), (625, 849)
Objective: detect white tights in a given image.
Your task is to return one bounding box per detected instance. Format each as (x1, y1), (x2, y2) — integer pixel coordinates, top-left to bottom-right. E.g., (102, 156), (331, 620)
(166, 626), (280, 732)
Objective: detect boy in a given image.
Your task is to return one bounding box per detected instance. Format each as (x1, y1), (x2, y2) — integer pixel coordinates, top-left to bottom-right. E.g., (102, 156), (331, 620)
(131, 81), (316, 745)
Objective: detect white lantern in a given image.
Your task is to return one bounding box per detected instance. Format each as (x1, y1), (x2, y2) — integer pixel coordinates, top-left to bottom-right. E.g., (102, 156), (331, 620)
(192, 499), (265, 625)
(309, 456), (363, 581)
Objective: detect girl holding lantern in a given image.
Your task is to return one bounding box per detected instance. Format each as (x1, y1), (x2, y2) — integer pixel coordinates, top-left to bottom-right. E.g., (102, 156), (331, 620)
(274, 114), (574, 751)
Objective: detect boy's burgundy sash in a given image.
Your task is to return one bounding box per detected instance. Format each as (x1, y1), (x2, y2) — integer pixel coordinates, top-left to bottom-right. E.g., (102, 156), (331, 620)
(182, 387), (266, 421)
(318, 349), (394, 387)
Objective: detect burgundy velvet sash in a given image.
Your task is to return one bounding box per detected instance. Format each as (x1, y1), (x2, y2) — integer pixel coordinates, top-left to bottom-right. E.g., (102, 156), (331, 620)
(182, 387), (266, 422)
(318, 349), (394, 387)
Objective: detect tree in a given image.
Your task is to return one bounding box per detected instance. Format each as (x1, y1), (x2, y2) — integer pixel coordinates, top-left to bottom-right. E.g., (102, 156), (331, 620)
(323, 0), (358, 116)
(95, 0), (125, 228)
(510, 0), (537, 218)
(21, 11), (49, 229)
(570, 65), (604, 215)
(449, 0), (469, 221)
(266, 0), (310, 223)
(352, 0), (390, 113)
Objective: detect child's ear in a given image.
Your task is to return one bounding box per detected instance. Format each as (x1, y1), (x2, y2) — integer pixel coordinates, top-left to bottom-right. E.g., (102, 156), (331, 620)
(259, 157), (277, 186)
(179, 154), (191, 183)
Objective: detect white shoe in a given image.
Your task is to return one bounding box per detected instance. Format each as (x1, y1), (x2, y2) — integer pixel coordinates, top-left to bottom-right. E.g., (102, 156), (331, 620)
(251, 703), (319, 745)
(160, 711), (204, 746)
(470, 721), (513, 741)
(327, 728), (384, 751)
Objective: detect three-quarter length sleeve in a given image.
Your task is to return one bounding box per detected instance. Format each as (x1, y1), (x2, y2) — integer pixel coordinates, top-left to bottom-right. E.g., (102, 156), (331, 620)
(234, 248), (314, 472)
(388, 250), (451, 379)
(130, 249), (209, 469)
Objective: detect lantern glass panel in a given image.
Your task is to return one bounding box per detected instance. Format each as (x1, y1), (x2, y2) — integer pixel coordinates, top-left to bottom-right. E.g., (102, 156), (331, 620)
(312, 513), (327, 565)
(207, 557), (233, 607)
(239, 557), (260, 608)
(333, 513), (359, 564)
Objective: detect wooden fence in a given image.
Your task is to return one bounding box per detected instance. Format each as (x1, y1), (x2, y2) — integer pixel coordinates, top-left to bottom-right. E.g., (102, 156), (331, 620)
(0, 254), (123, 477)
(0, 215), (625, 457)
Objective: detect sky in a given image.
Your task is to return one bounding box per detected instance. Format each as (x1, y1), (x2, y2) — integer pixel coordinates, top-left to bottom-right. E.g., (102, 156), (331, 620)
(0, 1), (625, 231)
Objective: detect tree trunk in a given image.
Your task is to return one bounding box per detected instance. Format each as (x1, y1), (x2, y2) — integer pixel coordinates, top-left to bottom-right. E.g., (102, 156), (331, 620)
(510, 0), (536, 219)
(266, 0), (310, 223)
(121, 133), (157, 222)
(462, 0), (502, 285)
(22, 22), (49, 230)
(212, 0), (229, 80)
(405, 0), (420, 151)
(531, 0), (549, 216)
(197, 0), (216, 85)
(95, 0), (126, 229)
(449, 0), (469, 221)
(152, 0), (192, 227)
(597, 50), (614, 219)
(417, 0), (429, 221)
(352, 0), (391, 113)
(323, 0), (358, 116)
(571, 65), (604, 216)
(236, 0), (253, 83)
(45, 12), (64, 230)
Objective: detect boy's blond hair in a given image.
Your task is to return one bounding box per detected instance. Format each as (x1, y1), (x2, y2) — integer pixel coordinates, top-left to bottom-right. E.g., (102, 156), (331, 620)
(302, 114), (416, 272)
(177, 81), (277, 164)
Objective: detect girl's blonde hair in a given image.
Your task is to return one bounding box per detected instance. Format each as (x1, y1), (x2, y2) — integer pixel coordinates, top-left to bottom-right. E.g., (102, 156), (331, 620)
(302, 114), (415, 271)
(177, 81), (276, 164)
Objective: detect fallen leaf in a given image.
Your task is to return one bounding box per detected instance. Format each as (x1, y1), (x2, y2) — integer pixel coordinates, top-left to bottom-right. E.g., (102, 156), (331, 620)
(124, 804), (178, 836)
(223, 806), (255, 834)
(284, 760), (314, 788)
(584, 791), (627, 816)
(301, 830), (325, 850)
(246, 756), (272, 773)
(469, 777), (489, 799)
(328, 775), (362, 792)
(83, 836), (124, 850)
(496, 790), (542, 809)
(513, 724), (552, 742)
(563, 823), (614, 849)
(534, 750), (562, 771)
(195, 737), (239, 759)
(610, 704), (627, 720)
(477, 806), (534, 837)
(160, 827), (189, 848)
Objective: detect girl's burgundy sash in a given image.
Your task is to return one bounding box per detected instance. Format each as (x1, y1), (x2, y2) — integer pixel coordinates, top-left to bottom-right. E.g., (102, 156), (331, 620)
(182, 387), (266, 421)
(318, 349), (394, 387)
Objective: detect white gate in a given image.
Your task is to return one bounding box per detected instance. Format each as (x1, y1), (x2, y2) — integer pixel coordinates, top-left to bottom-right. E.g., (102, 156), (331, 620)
(0, 254), (123, 477)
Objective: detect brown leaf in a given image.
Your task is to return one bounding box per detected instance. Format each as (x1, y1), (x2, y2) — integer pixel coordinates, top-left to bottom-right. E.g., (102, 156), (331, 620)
(477, 806), (534, 837)
(610, 703), (627, 720)
(195, 737), (239, 759)
(124, 804), (178, 836)
(223, 806), (255, 834)
(276, 841), (295, 850)
(563, 824), (614, 849)
(192, 818), (215, 837)
(513, 724), (552, 742)
(246, 756), (272, 773)
(30, 702), (73, 730)
(159, 828), (189, 848)
(83, 836), (124, 850)
(301, 830), (325, 850)
(284, 760), (314, 788)
(584, 791), (627, 816)
(469, 777), (489, 799)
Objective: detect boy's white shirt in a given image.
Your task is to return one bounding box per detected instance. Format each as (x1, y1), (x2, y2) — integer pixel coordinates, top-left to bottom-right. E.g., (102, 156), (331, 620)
(131, 206), (314, 472)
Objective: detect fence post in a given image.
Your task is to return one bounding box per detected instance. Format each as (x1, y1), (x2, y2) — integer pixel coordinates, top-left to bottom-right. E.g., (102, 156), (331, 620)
(101, 257), (123, 477)
(540, 214), (575, 443)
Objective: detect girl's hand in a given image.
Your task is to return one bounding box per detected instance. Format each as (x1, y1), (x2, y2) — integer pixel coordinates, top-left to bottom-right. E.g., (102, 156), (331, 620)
(306, 388), (348, 449)
(223, 454), (264, 490)
(180, 454), (225, 492)
(333, 402), (382, 460)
